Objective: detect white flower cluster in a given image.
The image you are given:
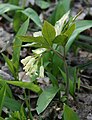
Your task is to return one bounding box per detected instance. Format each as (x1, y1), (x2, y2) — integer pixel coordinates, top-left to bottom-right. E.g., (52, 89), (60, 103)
(21, 56), (38, 77)
(21, 48), (46, 78)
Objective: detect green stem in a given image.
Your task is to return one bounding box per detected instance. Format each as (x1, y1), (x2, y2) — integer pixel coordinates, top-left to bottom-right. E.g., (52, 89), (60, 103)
(50, 48), (64, 60)
(24, 90), (33, 120)
(51, 47), (70, 102)
(64, 47), (69, 104)
(51, 47), (69, 103)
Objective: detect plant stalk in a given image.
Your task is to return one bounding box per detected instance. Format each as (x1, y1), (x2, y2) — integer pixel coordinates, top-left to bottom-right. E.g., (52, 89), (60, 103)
(24, 90), (33, 120)
(64, 47), (69, 104)
(51, 47), (69, 103)
(50, 47), (64, 60)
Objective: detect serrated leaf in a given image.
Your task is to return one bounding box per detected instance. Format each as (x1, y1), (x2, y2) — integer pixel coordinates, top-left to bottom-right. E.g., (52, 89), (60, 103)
(42, 21), (56, 45)
(36, 86), (59, 114)
(6, 80), (42, 94)
(63, 104), (80, 120)
(0, 3), (21, 15)
(22, 8), (42, 28)
(65, 20), (92, 53)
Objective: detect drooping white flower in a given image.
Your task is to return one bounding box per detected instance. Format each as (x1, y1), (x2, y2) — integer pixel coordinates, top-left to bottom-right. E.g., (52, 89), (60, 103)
(21, 56), (32, 66)
(21, 55), (38, 77)
(21, 48), (46, 78)
(25, 62), (38, 77)
(23, 57), (35, 72)
(32, 48), (46, 55)
(39, 66), (44, 78)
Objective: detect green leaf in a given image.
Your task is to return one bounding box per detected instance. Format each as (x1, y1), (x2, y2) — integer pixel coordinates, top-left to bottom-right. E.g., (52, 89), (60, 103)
(20, 105), (26, 120)
(54, 11), (70, 36)
(65, 20), (92, 53)
(63, 104), (80, 120)
(0, 83), (6, 115)
(64, 23), (76, 38)
(0, 3), (21, 15)
(22, 8), (42, 28)
(2, 54), (15, 78)
(79, 35), (92, 44)
(18, 36), (50, 48)
(0, 79), (12, 98)
(49, 0), (70, 25)
(47, 72), (58, 87)
(6, 80), (42, 94)
(9, 0), (19, 5)
(62, 0), (71, 12)
(75, 40), (92, 52)
(59, 68), (74, 96)
(36, 86), (59, 114)
(0, 117), (4, 120)
(9, 111), (21, 120)
(12, 18), (29, 73)
(19, 36), (44, 43)
(53, 34), (68, 46)
(4, 97), (21, 111)
(51, 49), (64, 76)
(42, 21), (56, 45)
(13, 11), (27, 32)
(13, 11), (22, 32)
(35, 0), (50, 9)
